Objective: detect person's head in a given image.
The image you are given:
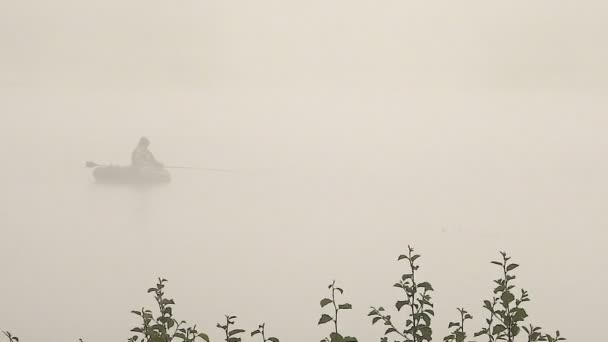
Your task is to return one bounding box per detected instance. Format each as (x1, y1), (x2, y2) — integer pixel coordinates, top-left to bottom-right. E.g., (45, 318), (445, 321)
(138, 136), (150, 148)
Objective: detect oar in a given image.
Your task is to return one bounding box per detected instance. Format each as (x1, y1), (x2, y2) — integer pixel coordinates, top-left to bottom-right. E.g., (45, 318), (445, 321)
(85, 161), (232, 172)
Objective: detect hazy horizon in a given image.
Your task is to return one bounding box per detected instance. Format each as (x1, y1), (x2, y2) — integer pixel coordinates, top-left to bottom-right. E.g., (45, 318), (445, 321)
(1, 1), (607, 341)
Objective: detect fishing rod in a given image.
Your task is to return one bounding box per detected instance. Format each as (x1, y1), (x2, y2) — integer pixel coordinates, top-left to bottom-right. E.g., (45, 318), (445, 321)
(163, 166), (233, 172)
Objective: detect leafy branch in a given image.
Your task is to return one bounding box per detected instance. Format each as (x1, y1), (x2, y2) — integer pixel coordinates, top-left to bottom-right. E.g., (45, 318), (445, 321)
(251, 323), (279, 342)
(523, 325), (566, 342)
(2, 331), (18, 342)
(443, 308), (472, 342)
(216, 315), (244, 342)
(319, 280), (357, 342)
(129, 278), (209, 342)
(370, 245), (434, 342)
(1, 249), (567, 342)
(473, 252), (567, 342)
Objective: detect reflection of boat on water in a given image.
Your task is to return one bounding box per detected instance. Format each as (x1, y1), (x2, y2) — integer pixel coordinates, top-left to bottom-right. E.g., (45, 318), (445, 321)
(92, 165), (171, 185)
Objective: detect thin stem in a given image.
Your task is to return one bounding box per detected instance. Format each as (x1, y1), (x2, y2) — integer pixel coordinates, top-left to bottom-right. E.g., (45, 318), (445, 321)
(331, 286), (339, 334)
(460, 311), (465, 334)
(169, 321), (183, 341)
(409, 248), (418, 342)
(486, 299), (497, 342)
(224, 316), (230, 342)
(502, 258), (512, 342)
(377, 311), (407, 340)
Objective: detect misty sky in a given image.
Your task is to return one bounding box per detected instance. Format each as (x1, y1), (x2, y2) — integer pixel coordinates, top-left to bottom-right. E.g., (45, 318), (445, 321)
(2, 1), (608, 90)
(1, 1), (607, 342)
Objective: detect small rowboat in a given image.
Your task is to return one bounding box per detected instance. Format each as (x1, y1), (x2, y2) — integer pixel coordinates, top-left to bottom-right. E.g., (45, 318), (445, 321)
(91, 165), (171, 184)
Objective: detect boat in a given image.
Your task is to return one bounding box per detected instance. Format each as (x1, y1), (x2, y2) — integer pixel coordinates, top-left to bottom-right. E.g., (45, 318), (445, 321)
(92, 165), (171, 184)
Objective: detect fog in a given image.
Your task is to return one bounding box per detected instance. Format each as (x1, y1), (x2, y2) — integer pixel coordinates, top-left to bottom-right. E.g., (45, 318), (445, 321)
(1, 1), (607, 341)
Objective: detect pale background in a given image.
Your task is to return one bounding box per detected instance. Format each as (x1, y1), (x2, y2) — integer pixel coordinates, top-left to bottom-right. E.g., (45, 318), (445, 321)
(1, 1), (606, 341)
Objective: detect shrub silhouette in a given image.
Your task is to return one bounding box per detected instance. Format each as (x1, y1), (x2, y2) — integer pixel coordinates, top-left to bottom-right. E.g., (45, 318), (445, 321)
(369, 245), (435, 342)
(1, 248), (566, 342)
(216, 315), (244, 342)
(470, 252), (565, 342)
(251, 323), (279, 342)
(318, 280), (358, 342)
(129, 278), (210, 342)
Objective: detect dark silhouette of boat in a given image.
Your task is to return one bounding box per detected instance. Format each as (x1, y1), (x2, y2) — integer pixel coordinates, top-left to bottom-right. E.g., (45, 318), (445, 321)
(91, 165), (171, 184)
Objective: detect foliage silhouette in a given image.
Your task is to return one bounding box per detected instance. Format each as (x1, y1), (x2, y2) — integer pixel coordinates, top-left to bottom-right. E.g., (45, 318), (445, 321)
(251, 323), (279, 342)
(443, 308), (473, 342)
(369, 245), (435, 342)
(1, 249), (566, 342)
(217, 315), (245, 342)
(128, 278), (209, 342)
(470, 252), (564, 342)
(318, 280), (358, 342)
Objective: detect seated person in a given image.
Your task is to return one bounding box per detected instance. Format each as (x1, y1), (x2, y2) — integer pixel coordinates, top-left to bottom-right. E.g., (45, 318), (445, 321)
(132, 137), (163, 169)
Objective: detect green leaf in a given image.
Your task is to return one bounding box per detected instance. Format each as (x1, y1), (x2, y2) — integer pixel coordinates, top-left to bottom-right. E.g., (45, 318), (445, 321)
(512, 308), (528, 322)
(396, 300), (408, 311)
(507, 264), (520, 271)
(229, 329), (245, 337)
(492, 325), (507, 335)
(318, 314), (333, 325)
(338, 303), (352, 310)
(150, 324), (166, 332)
(329, 332), (344, 342)
(321, 298), (333, 307)
(512, 326), (521, 337)
(474, 330), (487, 337)
(501, 291), (515, 305)
(418, 282), (434, 291)
(419, 326), (432, 339)
(421, 312), (432, 326)
(385, 327), (397, 335)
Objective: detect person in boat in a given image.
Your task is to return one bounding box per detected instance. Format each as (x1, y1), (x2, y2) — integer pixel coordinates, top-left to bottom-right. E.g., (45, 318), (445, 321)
(132, 137), (164, 169)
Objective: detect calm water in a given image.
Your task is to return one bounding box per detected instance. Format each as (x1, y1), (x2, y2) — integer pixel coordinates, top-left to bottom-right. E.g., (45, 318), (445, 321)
(0, 88), (605, 341)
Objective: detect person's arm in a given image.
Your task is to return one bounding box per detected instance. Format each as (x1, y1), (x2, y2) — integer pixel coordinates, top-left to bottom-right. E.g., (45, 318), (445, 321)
(147, 151), (163, 167)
